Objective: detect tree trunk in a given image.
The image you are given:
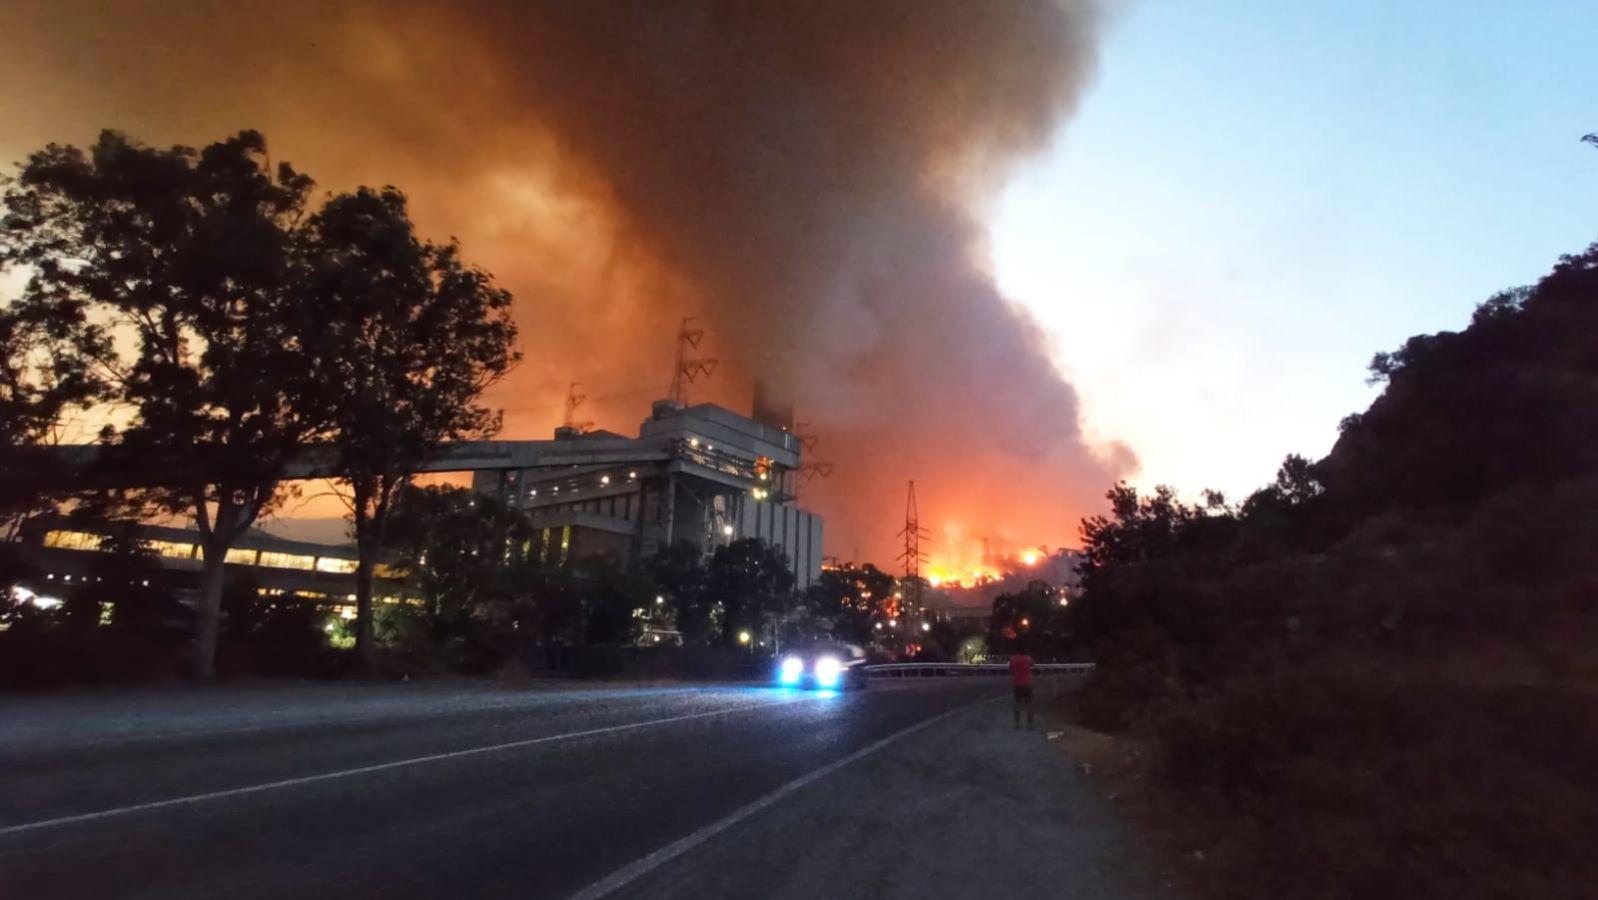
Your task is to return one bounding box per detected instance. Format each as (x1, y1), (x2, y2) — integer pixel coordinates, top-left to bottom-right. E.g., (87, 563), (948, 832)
(354, 548), (377, 671)
(192, 546), (227, 679)
(351, 479), (380, 673)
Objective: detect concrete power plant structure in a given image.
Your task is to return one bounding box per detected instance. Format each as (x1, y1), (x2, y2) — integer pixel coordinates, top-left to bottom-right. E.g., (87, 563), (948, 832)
(471, 399), (824, 589)
(12, 399), (827, 598)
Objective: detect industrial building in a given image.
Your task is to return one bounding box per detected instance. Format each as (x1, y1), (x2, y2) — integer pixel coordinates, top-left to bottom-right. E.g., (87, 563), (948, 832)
(23, 519), (406, 607)
(472, 399), (824, 589)
(14, 398), (827, 597)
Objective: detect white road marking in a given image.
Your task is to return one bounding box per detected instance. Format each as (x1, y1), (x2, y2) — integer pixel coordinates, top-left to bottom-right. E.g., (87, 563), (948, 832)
(0, 686), (706, 754)
(0, 695), (810, 839)
(567, 695), (1004, 900)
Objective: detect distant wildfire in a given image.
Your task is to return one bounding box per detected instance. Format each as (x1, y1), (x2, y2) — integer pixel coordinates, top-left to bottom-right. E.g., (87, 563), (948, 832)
(0, 1), (1134, 563)
(926, 545), (1055, 591)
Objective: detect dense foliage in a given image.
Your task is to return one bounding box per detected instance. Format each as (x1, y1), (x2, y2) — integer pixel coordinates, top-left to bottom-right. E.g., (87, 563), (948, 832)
(300, 187), (518, 668)
(0, 130), (516, 676)
(801, 562), (897, 645)
(1, 131), (325, 675)
(1068, 242), (1598, 899)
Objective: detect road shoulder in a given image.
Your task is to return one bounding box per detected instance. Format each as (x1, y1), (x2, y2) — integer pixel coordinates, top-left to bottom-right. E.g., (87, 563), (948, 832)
(614, 697), (1183, 899)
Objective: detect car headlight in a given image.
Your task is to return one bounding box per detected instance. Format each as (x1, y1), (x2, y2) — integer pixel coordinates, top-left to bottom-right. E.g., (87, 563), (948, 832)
(779, 656), (804, 684)
(814, 655), (842, 687)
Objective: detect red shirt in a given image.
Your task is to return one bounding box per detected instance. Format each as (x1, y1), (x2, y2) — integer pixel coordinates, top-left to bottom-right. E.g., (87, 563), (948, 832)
(1009, 654), (1033, 686)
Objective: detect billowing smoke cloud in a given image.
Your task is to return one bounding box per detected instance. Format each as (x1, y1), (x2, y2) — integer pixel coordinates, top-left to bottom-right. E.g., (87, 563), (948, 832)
(0, 1), (1131, 564)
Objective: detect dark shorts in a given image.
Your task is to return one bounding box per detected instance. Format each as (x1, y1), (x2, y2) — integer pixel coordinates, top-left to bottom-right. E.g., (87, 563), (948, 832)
(1013, 684), (1033, 701)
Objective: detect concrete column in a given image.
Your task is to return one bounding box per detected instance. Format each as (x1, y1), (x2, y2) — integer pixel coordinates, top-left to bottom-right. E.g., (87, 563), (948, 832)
(663, 472), (677, 547)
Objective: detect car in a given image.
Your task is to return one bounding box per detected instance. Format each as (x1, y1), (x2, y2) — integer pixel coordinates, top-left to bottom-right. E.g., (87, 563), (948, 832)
(774, 640), (869, 690)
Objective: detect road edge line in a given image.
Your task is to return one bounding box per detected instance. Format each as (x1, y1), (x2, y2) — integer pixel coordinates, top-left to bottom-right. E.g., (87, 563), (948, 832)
(567, 694), (1004, 900)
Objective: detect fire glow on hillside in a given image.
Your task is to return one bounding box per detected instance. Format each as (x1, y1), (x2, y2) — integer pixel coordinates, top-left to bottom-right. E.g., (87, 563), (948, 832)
(924, 542), (1051, 590)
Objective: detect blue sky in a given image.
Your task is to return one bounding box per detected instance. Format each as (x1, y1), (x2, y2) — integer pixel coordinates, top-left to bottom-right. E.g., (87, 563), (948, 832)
(992, 0), (1598, 501)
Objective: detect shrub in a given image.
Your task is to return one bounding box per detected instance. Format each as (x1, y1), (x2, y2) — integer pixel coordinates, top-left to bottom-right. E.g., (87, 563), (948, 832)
(1156, 668), (1598, 900)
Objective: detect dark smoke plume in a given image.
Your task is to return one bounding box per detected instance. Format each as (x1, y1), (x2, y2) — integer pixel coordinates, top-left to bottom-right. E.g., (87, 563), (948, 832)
(0, 1), (1130, 564)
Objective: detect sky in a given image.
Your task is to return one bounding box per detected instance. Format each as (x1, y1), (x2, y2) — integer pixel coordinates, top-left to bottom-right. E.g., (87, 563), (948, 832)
(0, 1), (1115, 565)
(992, 0), (1598, 502)
(2, 1), (1595, 561)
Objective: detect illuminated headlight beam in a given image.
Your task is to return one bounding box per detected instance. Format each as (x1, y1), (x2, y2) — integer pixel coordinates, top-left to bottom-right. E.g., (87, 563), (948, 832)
(814, 656), (842, 688)
(778, 656), (803, 685)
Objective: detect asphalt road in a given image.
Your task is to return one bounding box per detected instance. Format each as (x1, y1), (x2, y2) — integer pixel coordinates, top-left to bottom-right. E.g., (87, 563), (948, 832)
(0, 680), (1168, 899)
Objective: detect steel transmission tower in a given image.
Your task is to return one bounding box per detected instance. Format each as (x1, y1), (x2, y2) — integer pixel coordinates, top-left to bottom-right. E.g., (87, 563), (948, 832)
(792, 421), (832, 501)
(896, 480), (930, 614)
(561, 382), (593, 433)
(668, 317), (718, 406)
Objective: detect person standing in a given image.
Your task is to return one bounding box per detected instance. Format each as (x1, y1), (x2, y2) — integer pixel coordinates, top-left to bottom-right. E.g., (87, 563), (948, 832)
(1009, 649), (1034, 729)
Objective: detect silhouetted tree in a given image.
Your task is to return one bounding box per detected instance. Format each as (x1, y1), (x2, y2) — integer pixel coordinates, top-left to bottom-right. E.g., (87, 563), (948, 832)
(71, 524), (174, 636)
(705, 538), (795, 646)
(1237, 454), (1327, 553)
(990, 580), (1066, 655)
(574, 554), (650, 645)
(0, 253), (110, 546)
(803, 562), (897, 644)
(300, 186), (518, 669)
(386, 485), (526, 637)
(1078, 482), (1232, 578)
(648, 540), (711, 644)
(1324, 249), (1598, 516)
(0, 130), (325, 677)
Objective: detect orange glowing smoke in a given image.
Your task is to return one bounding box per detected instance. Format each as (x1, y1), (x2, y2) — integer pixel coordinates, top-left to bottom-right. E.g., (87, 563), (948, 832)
(0, 2), (1132, 563)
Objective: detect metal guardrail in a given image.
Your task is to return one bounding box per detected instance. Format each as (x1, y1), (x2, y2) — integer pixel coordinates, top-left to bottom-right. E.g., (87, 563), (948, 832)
(864, 662), (1094, 678)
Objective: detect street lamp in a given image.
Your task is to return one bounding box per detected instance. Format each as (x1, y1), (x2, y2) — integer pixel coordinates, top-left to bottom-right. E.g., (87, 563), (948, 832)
(737, 630), (751, 645)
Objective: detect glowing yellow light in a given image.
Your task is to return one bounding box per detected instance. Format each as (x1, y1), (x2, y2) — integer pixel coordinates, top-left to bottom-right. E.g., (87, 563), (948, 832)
(1022, 550), (1040, 566)
(928, 575), (942, 587)
(737, 630), (751, 645)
